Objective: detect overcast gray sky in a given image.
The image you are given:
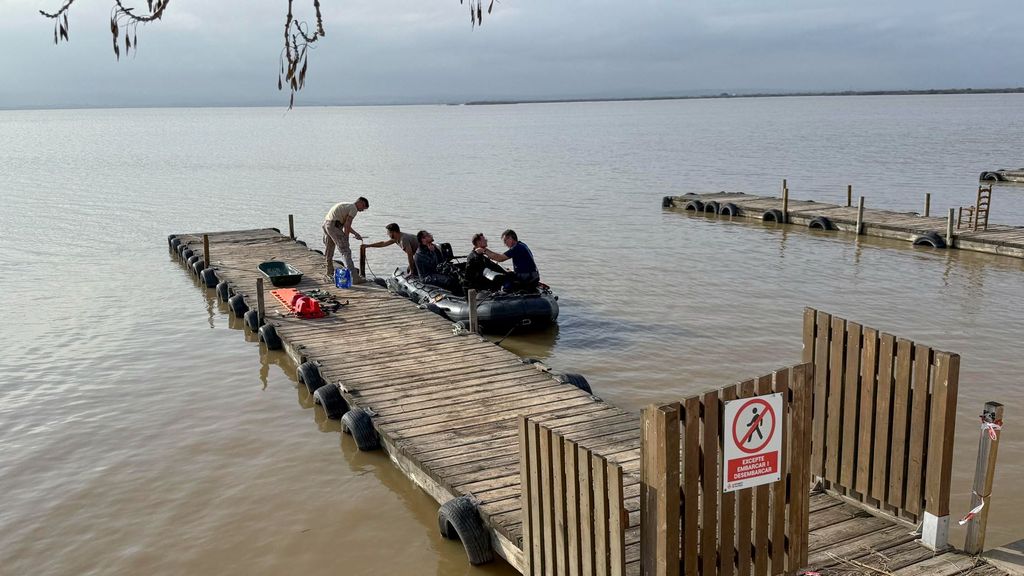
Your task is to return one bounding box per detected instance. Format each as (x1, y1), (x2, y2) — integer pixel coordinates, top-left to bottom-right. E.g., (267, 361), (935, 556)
(1, 0), (1022, 108)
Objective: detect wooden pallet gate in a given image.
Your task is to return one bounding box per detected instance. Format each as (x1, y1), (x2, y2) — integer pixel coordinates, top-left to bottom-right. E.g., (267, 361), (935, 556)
(802, 307), (960, 549)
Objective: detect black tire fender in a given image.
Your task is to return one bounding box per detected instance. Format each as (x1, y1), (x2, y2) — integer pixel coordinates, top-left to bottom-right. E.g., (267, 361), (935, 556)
(808, 216), (834, 230)
(661, 196), (675, 208)
(169, 237), (181, 250)
(179, 245), (190, 258)
(258, 324), (282, 350)
(703, 200), (720, 214)
(297, 361), (327, 395)
(216, 281), (231, 302)
(313, 384), (348, 419)
(200, 268), (218, 288)
(228, 294), (248, 318)
(437, 496), (494, 565)
(244, 309), (261, 332)
(980, 171), (1004, 182)
(296, 240), (307, 247)
(913, 231), (947, 249)
(191, 259), (206, 276)
(186, 254), (200, 268)
(719, 203), (740, 217)
(762, 209), (785, 223)
(341, 408), (380, 451)
(558, 373), (592, 394)
(683, 200), (704, 212)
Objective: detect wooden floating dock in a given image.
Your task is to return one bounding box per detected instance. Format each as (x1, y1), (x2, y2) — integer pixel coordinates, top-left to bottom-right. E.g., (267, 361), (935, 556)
(169, 228), (1008, 576)
(664, 191), (1024, 259)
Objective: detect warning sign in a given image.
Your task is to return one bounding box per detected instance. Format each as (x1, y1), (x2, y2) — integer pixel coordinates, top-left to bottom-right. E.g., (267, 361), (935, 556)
(723, 393), (783, 492)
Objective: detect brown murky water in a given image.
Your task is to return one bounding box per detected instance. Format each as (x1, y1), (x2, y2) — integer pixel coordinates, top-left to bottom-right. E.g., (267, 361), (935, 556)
(2, 96), (1023, 574)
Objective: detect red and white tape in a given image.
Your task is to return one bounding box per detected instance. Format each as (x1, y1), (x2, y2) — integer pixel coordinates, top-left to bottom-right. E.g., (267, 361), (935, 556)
(980, 416), (1003, 441)
(959, 500), (985, 526)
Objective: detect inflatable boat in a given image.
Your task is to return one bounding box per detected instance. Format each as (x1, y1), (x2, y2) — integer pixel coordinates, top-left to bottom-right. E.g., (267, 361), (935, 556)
(384, 269), (559, 333)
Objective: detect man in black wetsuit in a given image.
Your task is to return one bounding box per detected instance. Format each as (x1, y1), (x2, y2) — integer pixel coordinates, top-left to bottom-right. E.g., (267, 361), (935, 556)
(413, 230), (457, 290)
(464, 233), (507, 291)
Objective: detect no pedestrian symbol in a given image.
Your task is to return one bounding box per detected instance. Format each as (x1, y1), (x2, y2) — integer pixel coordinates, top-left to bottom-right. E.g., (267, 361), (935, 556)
(723, 393), (783, 493)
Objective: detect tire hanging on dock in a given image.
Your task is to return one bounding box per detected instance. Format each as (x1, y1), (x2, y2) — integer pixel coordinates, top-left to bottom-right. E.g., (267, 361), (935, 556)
(191, 259), (206, 276)
(200, 268), (218, 288)
(808, 216), (834, 230)
(703, 200), (720, 214)
(762, 209), (785, 223)
(258, 324), (282, 350)
(298, 361), (327, 395)
(216, 281), (231, 302)
(313, 384), (348, 419)
(437, 496), (494, 565)
(912, 231), (947, 249)
(980, 171), (1004, 182)
(557, 373), (592, 394)
(718, 203), (740, 217)
(244, 309), (262, 332)
(683, 200), (705, 212)
(341, 408), (380, 451)
(228, 295), (248, 318)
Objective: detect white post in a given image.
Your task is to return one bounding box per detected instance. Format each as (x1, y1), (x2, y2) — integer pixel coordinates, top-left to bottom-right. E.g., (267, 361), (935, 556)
(964, 402), (1004, 554)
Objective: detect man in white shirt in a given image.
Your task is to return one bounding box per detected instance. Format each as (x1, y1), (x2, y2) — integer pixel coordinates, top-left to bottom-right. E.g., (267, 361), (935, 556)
(322, 197), (368, 281)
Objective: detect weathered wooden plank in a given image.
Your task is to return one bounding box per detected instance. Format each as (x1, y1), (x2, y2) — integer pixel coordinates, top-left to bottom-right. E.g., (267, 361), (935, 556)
(904, 344), (931, 516)
(811, 310), (831, 479)
(793, 362), (813, 568)
(857, 327), (879, 495)
(520, 418), (536, 576)
(640, 403), (680, 576)
(770, 368), (789, 576)
(888, 338), (914, 510)
(553, 434), (569, 576)
(719, 385), (737, 576)
(565, 441), (582, 576)
(608, 461), (626, 576)
(541, 426), (556, 576)
(579, 445), (595, 576)
(753, 374), (772, 576)
(840, 321), (861, 491)
(825, 316), (846, 483)
(872, 332), (896, 503)
(594, 453), (610, 576)
(682, 395), (701, 576)
(702, 390), (720, 576)
(529, 420), (546, 574)
(924, 353), (959, 517)
(736, 380), (755, 576)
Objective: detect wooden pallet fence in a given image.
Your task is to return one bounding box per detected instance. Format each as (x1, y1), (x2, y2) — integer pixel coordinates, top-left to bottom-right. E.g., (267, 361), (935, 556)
(801, 308), (960, 548)
(519, 417), (627, 576)
(641, 364), (812, 576)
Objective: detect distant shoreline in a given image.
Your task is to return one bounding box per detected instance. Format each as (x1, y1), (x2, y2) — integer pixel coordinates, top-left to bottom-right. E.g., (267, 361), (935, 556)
(463, 87), (1024, 106)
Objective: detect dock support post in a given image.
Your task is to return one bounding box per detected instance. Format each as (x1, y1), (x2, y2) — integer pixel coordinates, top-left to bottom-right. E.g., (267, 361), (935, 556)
(947, 208), (955, 247)
(359, 244), (367, 280)
(641, 403), (681, 576)
(256, 277), (266, 325)
(203, 234), (210, 266)
(847, 184), (852, 207)
(924, 193), (931, 217)
(288, 215), (295, 240)
(964, 401), (1004, 555)
(467, 289), (478, 334)
(782, 184), (790, 224)
(856, 197), (865, 235)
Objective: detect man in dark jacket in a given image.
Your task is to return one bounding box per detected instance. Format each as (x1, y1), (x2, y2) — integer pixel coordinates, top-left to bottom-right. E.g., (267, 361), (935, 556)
(414, 230), (457, 290)
(464, 233), (507, 291)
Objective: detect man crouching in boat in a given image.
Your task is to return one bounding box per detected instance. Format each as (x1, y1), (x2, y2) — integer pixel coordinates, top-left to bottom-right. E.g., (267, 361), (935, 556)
(475, 229), (540, 292)
(414, 230), (458, 290)
(465, 233), (507, 291)
(363, 223), (418, 276)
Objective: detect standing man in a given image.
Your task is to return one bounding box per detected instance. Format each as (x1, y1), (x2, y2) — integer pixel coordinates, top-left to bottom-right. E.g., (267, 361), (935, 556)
(364, 223), (418, 275)
(475, 229), (540, 291)
(322, 196), (368, 282)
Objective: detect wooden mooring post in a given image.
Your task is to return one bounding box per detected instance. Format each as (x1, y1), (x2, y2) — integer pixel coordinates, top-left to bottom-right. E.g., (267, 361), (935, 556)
(782, 184), (790, 224)
(964, 401), (1004, 555)
(847, 184), (853, 207)
(467, 289), (479, 334)
(947, 208), (956, 247)
(856, 196), (865, 235)
(640, 403), (681, 576)
(288, 214), (295, 240)
(256, 277), (266, 324)
(924, 193), (932, 217)
(203, 234), (210, 265)
(359, 244), (367, 280)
